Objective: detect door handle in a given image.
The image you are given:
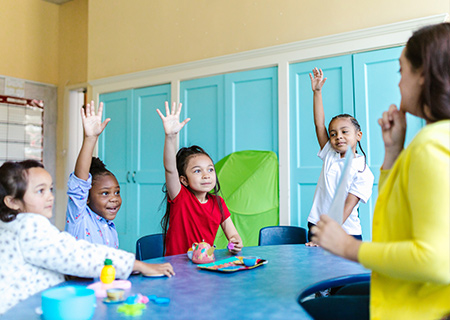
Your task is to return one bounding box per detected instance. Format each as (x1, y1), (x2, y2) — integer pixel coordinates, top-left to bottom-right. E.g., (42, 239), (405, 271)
(126, 171), (130, 183)
(132, 171), (136, 183)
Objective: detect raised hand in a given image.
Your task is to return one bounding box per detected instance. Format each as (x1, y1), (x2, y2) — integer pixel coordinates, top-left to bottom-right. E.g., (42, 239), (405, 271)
(81, 101), (110, 138)
(309, 68), (327, 92)
(156, 101), (190, 136)
(378, 104), (407, 169)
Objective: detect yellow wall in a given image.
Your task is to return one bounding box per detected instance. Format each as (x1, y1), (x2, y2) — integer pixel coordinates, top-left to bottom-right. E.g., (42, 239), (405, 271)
(0, 0), (59, 84)
(86, 0), (450, 80)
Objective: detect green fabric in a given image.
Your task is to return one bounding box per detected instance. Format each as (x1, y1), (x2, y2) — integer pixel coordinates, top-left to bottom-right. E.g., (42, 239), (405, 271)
(213, 150), (279, 248)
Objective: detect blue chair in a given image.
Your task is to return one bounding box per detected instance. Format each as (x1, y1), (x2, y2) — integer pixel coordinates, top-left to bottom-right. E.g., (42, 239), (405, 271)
(258, 226), (308, 246)
(298, 274), (371, 320)
(135, 233), (165, 261)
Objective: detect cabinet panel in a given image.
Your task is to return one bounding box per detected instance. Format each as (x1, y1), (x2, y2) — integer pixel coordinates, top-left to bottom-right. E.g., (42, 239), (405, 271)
(225, 67), (278, 155)
(99, 90), (133, 246)
(353, 46), (424, 240)
(133, 85), (171, 240)
(289, 55), (354, 228)
(180, 75), (224, 162)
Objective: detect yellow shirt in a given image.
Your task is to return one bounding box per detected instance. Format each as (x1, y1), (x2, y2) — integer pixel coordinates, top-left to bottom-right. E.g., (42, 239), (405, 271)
(358, 120), (450, 320)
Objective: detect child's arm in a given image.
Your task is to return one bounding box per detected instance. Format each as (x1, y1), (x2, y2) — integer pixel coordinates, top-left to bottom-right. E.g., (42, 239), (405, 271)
(221, 217), (243, 254)
(133, 260), (175, 278)
(309, 68), (329, 150)
(156, 101), (190, 200)
(342, 193), (360, 224)
(74, 101), (110, 181)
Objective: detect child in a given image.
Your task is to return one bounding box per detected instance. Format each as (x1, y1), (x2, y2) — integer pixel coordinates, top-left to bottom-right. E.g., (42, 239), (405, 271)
(0, 160), (174, 315)
(156, 101), (243, 256)
(65, 101), (120, 248)
(306, 68), (374, 246)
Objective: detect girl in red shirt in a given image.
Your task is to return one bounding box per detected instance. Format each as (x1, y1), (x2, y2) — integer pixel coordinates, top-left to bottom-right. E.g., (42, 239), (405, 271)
(157, 102), (243, 256)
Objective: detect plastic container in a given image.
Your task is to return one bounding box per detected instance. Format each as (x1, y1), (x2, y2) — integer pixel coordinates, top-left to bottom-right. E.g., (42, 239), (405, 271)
(100, 259), (116, 284)
(41, 286), (96, 320)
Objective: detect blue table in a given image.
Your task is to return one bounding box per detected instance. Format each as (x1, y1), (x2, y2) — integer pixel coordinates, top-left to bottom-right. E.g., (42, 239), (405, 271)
(3, 245), (369, 319)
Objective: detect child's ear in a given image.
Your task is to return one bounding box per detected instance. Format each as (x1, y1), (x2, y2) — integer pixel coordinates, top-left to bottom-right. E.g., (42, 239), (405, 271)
(180, 176), (189, 187)
(4, 196), (22, 211)
(356, 130), (363, 141)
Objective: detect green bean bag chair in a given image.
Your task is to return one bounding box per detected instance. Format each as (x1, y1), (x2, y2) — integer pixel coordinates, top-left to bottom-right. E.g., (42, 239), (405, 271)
(213, 150), (279, 249)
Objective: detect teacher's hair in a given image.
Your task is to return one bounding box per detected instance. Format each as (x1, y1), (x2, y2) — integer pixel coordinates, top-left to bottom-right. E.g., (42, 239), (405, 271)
(0, 160), (44, 222)
(405, 22), (450, 122)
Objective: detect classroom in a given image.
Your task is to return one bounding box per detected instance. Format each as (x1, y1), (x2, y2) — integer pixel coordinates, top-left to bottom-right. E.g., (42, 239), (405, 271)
(0, 1), (449, 319)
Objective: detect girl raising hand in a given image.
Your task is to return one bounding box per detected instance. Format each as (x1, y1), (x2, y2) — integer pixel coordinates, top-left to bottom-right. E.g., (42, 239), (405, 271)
(156, 102), (243, 256)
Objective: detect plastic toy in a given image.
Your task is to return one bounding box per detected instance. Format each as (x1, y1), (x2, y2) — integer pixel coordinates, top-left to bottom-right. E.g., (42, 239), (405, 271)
(189, 241), (216, 264)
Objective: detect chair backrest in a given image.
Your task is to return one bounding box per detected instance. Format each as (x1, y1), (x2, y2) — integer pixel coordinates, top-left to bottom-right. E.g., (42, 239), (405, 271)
(258, 226), (307, 246)
(135, 233), (165, 261)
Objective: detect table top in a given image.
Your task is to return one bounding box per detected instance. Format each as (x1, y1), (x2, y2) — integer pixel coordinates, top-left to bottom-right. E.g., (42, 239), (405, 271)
(3, 245), (369, 319)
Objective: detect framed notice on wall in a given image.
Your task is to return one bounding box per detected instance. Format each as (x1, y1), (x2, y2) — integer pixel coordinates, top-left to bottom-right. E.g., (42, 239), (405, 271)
(0, 95), (44, 165)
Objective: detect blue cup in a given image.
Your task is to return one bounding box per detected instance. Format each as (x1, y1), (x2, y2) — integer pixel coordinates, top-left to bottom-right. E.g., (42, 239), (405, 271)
(242, 256), (259, 267)
(41, 286), (96, 320)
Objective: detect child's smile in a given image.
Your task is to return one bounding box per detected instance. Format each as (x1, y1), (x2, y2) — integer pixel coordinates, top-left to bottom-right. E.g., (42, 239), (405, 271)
(87, 174), (122, 221)
(181, 154), (217, 202)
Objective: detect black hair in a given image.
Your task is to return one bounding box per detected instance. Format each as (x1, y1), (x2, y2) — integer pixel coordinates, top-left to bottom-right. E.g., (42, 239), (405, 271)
(89, 157), (114, 184)
(160, 145), (224, 250)
(405, 22), (450, 122)
(329, 114), (367, 172)
(0, 160), (44, 222)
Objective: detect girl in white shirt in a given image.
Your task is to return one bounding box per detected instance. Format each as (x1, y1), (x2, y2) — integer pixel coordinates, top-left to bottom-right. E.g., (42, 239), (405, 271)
(0, 160), (175, 315)
(306, 68), (374, 245)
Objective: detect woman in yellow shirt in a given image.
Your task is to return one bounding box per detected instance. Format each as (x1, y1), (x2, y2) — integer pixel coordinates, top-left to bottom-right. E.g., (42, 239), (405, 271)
(310, 23), (450, 320)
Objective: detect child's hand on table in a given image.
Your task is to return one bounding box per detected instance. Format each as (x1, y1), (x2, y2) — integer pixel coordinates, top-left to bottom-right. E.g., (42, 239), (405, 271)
(227, 236), (243, 254)
(133, 260), (175, 278)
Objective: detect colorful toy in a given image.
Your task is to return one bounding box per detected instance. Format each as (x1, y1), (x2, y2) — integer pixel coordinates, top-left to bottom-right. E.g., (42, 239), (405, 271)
(189, 241), (216, 264)
(227, 242), (235, 250)
(100, 259), (115, 284)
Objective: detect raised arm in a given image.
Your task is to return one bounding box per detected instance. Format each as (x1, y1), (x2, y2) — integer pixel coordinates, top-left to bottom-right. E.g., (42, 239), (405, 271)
(309, 68), (329, 150)
(378, 104), (406, 170)
(74, 101), (110, 181)
(156, 102), (190, 200)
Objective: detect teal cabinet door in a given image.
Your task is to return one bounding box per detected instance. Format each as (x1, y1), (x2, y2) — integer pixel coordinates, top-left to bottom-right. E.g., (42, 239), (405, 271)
(180, 67), (278, 162)
(133, 84), (171, 240)
(99, 90), (134, 251)
(180, 75), (225, 162)
(99, 84), (171, 253)
(224, 67), (278, 155)
(353, 46), (424, 240)
(289, 55), (354, 229)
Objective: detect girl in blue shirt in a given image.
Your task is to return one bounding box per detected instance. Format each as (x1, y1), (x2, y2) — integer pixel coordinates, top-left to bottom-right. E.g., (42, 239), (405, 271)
(65, 101), (120, 248)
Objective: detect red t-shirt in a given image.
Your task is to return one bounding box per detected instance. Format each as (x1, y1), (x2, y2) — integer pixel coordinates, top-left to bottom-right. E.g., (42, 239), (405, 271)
(164, 185), (231, 256)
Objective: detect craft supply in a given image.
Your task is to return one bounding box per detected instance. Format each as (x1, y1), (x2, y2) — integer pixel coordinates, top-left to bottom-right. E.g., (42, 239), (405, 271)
(87, 280), (132, 298)
(41, 286), (96, 320)
(198, 256), (268, 272)
(106, 288), (124, 301)
(242, 256), (259, 267)
(100, 259), (116, 284)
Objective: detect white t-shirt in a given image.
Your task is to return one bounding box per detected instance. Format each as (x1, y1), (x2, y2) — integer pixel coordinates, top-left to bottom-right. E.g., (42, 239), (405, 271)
(0, 213), (135, 315)
(307, 141), (374, 235)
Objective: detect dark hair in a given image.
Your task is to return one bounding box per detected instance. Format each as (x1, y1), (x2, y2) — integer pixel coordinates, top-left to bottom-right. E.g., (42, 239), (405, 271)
(405, 22), (450, 122)
(0, 160), (44, 222)
(329, 114), (367, 172)
(89, 157), (114, 184)
(160, 145), (224, 249)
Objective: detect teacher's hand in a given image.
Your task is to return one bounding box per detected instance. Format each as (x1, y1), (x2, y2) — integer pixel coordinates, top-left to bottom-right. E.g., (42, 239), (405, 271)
(310, 214), (361, 262)
(378, 104), (407, 169)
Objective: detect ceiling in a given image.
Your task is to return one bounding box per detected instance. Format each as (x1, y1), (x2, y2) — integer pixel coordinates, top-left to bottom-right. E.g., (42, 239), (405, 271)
(42, 0), (73, 4)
